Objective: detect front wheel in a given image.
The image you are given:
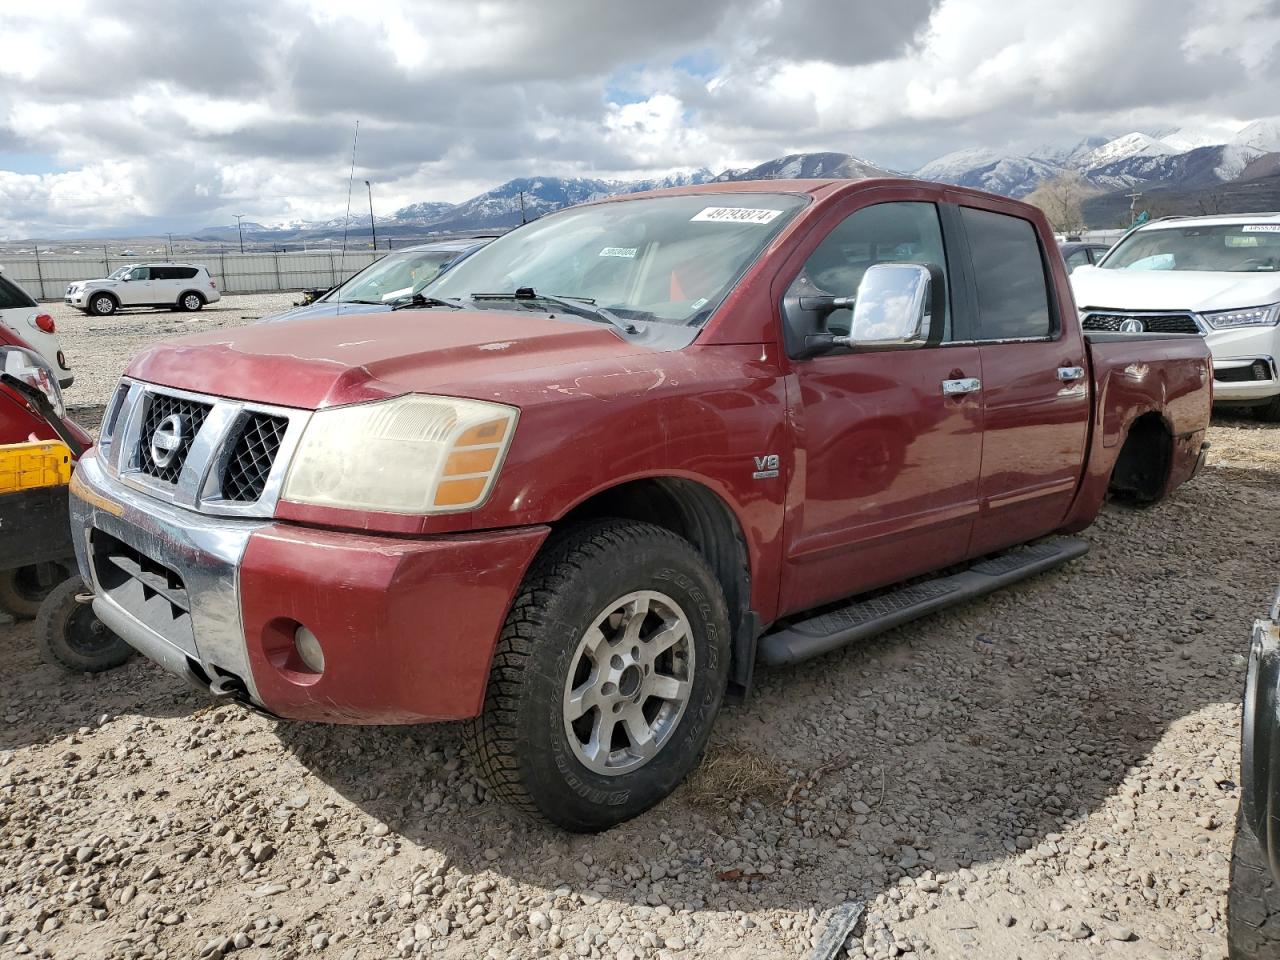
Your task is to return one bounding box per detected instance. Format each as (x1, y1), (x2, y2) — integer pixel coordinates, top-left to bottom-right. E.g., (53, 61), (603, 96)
(465, 520), (730, 832)
(36, 576), (135, 673)
(88, 292), (117, 316)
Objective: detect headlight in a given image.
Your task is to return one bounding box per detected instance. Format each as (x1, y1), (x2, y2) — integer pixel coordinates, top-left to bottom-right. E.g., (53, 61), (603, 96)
(282, 394), (518, 514)
(1, 345), (65, 418)
(1201, 303), (1280, 329)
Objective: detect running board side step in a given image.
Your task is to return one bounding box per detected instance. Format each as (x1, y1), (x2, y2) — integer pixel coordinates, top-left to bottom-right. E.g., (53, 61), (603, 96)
(757, 537), (1089, 667)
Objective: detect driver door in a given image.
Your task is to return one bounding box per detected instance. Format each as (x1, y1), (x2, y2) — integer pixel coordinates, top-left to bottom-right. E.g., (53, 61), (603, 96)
(779, 198), (983, 615)
(120, 266), (152, 305)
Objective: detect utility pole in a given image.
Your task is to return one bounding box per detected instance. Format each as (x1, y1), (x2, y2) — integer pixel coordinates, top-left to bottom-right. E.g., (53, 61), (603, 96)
(519, 190), (527, 225)
(234, 214), (246, 254)
(365, 180), (377, 251)
(1126, 192), (1142, 226)
(166, 232), (173, 259)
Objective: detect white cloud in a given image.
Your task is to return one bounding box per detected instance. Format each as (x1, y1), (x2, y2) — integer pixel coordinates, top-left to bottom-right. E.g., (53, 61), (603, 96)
(0, 0), (1279, 237)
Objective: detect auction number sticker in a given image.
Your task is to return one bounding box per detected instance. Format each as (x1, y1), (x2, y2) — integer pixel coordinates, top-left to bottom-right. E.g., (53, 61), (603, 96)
(599, 247), (638, 257)
(691, 206), (783, 224)
(1242, 224), (1280, 232)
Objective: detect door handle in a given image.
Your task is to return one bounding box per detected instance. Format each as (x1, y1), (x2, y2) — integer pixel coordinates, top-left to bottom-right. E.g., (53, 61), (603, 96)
(1057, 366), (1085, 381)
(942, 377), (982, 396)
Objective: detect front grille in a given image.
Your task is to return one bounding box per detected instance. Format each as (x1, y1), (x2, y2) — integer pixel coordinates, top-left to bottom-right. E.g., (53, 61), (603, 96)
(1082, 312), (1200, 334)
(222, 413), (288, 502)
(1216, 360), (1274, 383)
(138, 393), (211, 483)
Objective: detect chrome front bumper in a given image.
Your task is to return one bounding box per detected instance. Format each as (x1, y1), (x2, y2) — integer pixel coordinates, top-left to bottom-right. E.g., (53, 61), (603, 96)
(70, 449), (268, 704)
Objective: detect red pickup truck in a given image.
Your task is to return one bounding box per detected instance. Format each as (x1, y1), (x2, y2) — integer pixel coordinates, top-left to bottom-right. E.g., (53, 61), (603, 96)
(69, 179), (1211, 830)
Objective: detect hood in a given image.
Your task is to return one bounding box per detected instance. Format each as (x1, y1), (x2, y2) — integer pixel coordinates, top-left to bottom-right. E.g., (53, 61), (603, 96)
(258, 300), (393, 324)
(125, 308), (659, 409)
(1071, 265), (1280, 313)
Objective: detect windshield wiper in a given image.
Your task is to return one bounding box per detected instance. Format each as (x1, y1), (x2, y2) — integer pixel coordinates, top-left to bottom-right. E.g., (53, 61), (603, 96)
(469, 288), (638, 334)
(390, 292), (467, 311)
(337, 298), (387, 305)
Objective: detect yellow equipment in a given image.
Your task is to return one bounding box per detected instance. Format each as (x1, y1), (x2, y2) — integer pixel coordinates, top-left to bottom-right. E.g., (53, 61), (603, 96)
(0, 439), (73, 494)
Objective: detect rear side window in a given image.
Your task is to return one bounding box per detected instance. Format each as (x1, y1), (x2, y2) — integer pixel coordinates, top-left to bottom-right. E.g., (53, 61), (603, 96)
(177, 267), (198, 279)
(0, 275), (37, 310)
(961, 207), (1053, 340)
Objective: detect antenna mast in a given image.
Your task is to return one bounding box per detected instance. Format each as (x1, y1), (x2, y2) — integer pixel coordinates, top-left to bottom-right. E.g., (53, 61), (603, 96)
(338, 120), (360, 313)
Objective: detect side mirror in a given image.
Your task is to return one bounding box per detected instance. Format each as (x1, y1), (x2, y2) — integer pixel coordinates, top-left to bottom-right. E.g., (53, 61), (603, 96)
(844, 262), (945, 351)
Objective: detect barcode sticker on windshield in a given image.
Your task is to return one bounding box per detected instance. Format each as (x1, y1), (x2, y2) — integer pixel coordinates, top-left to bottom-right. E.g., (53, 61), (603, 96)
(691, 207), (783, 224)
(599, 247), (638, 258)
(1242, 225), (1280, 232)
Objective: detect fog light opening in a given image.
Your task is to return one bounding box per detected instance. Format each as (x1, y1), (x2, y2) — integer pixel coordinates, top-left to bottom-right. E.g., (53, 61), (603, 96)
(294, 625), (325, 674)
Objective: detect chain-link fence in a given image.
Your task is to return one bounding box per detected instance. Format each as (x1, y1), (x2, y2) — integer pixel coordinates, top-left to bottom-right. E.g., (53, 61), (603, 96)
(0, 250), (387, 301)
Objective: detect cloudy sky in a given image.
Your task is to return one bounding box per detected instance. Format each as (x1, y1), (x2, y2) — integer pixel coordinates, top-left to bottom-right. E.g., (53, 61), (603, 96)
(2, 0), (1279, 238)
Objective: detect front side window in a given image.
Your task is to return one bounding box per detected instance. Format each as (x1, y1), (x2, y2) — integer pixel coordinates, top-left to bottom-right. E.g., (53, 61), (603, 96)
(786, 201), (951, 340)
(129, 267), (148, 281)
(324, 250), (460, 306)
(429, 193), (806, 326)
(1102, 223), (1280, 272)
(961, 207), (1052, 341)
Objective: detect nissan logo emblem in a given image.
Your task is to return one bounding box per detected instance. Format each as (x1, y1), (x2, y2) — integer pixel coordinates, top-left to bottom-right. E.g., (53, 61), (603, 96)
(149, 413), (187, 469)
(1119, 318), (1145, 333)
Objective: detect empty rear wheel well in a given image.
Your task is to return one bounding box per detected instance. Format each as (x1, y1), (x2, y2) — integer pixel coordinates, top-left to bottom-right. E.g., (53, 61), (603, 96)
(1108, 412), (1172, 504)
(558, 478), (757, 698)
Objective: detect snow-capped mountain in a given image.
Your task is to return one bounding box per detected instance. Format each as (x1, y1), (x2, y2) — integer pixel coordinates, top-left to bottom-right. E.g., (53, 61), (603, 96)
(1080, 132), (1178, 168)
(916, 149), (1067, 197)
(714, 152), (892, 181)
(913, 121), (1280, 200)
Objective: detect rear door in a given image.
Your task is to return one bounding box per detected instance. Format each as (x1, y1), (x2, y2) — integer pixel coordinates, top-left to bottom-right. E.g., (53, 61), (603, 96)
(778, 192), (984, 614)
(959, 205), (1090, 555)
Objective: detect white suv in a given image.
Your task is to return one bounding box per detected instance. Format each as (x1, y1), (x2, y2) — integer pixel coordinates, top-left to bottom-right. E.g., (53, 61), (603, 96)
(65, 263), (221, 316)
(1071, 213), (1280, 420)
(0, 266), (73, 387)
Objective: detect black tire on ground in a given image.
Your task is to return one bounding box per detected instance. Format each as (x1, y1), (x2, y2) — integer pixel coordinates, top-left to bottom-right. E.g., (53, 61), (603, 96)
(88, 292), (117, 316)
(1256, 396), (1280, 423)
(1229, 808), (1280, 958)
(178, 291), (205, 312)
(36, 576), (135, 673)
(0, 562), (70, 619)
(465, 519), (731, 832)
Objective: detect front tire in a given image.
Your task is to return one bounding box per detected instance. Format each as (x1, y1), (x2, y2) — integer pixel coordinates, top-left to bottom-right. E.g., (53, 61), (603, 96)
(88, 293), (117, 316)
(36, 577), (135, 673)
(466, 520), (730, 832)
(178, 291), (205, 312)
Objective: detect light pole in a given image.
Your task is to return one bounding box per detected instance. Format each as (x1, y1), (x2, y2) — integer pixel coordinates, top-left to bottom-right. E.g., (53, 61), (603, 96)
(365, 180), (377, 251)
(166, 232), (173, 259)
(234, 214), (246, 254)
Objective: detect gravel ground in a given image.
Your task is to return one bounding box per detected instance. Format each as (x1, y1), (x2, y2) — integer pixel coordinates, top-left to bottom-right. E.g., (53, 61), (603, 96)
(2, 298), (1278, 959)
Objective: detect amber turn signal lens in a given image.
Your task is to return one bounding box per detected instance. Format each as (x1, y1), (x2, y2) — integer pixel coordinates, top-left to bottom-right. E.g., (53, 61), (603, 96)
(456, 418), (508, 446)
(434, 477), (488, 506)
(444, 447), (499, 476)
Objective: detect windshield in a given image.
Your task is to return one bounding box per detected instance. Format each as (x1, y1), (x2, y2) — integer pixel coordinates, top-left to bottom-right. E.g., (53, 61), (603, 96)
(325, 249), (461, 304)
(427, 193), (807, 325)
(107, 266), (133, 280)
(1103, 224), (1280, 272)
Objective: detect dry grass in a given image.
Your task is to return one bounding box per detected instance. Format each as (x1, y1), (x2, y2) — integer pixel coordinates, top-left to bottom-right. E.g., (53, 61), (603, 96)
(682, 737), (792, 810)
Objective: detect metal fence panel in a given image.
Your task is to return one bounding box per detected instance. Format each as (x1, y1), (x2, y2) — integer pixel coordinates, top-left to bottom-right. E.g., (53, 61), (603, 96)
(0, 250), (385, 300)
